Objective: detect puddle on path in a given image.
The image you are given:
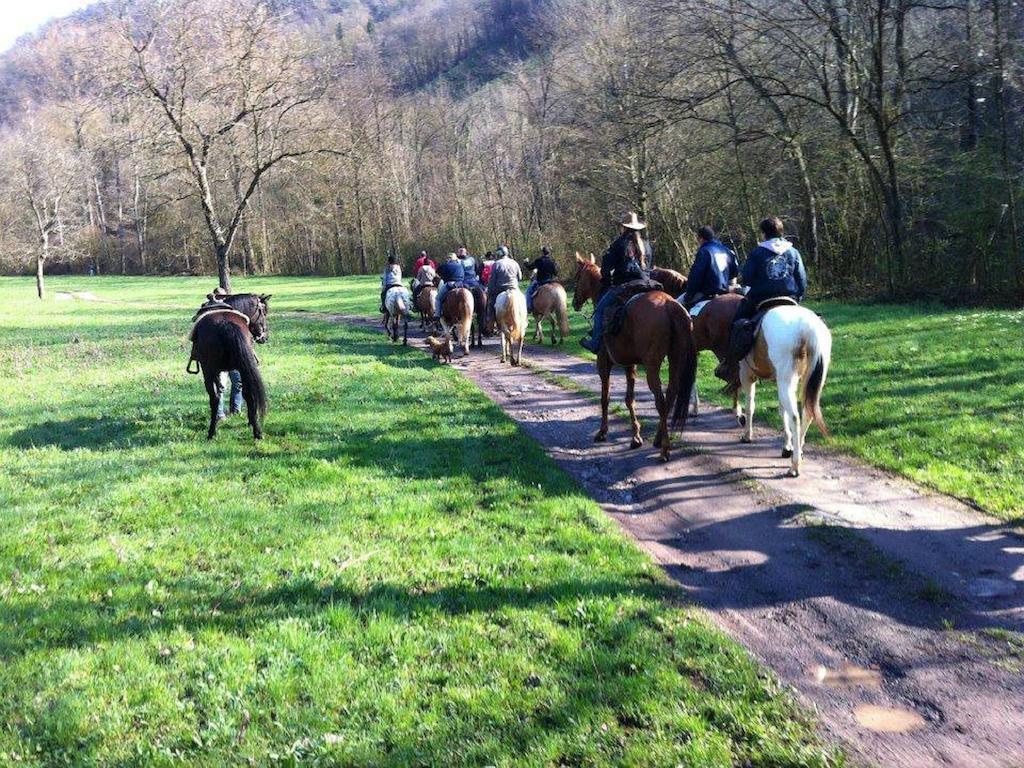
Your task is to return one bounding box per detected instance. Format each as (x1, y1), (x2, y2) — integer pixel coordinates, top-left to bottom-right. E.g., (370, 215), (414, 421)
(854, 704), (927, 733)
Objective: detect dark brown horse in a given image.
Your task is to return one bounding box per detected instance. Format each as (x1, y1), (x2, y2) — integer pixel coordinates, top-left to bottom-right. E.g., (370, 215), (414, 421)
(188, 293), (270, 440)
(468, 284), (488, 348)
(440, 287), (474, 357)
(572, 254), (698, 461)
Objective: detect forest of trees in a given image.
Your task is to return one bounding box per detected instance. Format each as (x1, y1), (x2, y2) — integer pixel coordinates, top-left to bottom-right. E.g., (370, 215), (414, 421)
(0, 0), (1020, 302)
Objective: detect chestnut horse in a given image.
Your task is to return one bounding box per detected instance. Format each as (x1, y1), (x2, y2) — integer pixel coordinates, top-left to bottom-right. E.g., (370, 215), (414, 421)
(572, 254), (698, 461)
(650, 267), (687, 299)
(441, 287), (474, 357)
(530, 282), (570, 345)
(416, 284), (438, 330)
(689, 293), (745, 417)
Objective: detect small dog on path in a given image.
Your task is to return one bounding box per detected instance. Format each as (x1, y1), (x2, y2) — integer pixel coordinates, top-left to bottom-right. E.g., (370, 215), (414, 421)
(425, 335), (454, 364)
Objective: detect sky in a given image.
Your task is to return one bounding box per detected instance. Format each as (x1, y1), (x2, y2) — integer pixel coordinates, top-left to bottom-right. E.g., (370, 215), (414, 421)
(0, 0), (94, 53)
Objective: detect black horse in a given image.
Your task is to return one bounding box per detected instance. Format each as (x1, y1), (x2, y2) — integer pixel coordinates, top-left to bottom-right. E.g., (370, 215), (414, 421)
(188, 293), (271, 440)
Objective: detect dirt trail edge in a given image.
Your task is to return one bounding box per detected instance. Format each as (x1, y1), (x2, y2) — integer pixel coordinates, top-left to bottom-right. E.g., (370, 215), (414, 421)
(324, 313), (1024, 768)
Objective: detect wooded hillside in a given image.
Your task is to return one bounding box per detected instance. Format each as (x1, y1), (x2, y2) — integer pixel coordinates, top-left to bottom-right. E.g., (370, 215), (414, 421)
(0, 0), (1020, 302)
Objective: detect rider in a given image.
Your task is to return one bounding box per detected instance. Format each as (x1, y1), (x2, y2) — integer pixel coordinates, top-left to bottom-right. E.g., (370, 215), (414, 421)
(412, 260), (437, 301)
(435, 252), (466, 318)
(524, 246), (558, 313)
(414, 250), (436, 273)
(580, 212), (652, 353)
(715, 216), (808, 383)
(486, 246), (522, 327)
(379, 255), (402, 313)
(458, 247), (481, 289)
(679, 225), (738, 309)
(480, 251), (495, 286)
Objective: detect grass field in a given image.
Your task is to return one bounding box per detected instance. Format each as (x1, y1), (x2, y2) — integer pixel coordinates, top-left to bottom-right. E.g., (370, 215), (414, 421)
(277, 274), (1024, 519)
(0, 276), (837, 766)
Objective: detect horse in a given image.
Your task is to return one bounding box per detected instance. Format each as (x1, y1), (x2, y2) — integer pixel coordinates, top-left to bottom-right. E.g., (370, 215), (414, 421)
(494, 288), (528, 365)
(440, 287), (474, 357)
(572, 254), (698, 462)
(416, 284), (438, 330)
(383, 285), (411, 344)
(468, 283), (488, 348)
(529, 282), (570, 345)
(188, 293), (270, 440)
(732, 301), (832, 477)
(650, 267), (687, 299)
(689, 292), (745, 417)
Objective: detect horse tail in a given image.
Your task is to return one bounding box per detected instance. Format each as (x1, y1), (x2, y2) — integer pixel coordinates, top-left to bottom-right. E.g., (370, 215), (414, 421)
(802, 318), (831, 438)
(556, 288), (570, 337)
(668, 301), (698, 432)
(230, 324), (267, 421)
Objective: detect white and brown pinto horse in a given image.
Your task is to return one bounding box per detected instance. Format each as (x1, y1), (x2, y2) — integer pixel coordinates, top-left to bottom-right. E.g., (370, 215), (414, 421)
(494, 288), (528, 365)
(737, 301), (832, 477)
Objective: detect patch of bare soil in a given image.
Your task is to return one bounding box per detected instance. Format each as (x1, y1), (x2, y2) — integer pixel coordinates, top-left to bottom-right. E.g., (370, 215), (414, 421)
(330, 313), (1024, 768)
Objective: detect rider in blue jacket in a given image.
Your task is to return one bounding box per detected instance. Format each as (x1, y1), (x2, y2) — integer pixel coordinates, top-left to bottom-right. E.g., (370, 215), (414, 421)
(679, 226), (738, 308)
(716, 217), (808, 383)
(435, 254), (466, 317)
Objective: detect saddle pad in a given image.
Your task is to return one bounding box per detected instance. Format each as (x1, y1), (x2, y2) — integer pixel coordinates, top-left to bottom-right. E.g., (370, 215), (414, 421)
(689, 300), (710, 317)
(188, 308), (250, 341)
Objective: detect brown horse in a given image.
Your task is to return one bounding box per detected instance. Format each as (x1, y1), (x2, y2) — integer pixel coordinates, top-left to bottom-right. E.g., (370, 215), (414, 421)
(468, 284), (488, 348)
(416, 284), (438, 330)
(441, 287), (475, 357)
(690, 293), (744, 417)
(530, 282), (570, 345)
(572, 254), (698, 461)
(650, 267), (687, 299)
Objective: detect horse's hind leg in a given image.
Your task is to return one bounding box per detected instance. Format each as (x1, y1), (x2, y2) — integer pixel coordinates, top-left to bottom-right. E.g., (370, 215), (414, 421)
(624, 365), (642, 449)
(594, 353), (611, 443)
(243, 384), (263, 440)
(777, 370), (801, 476)
(204, 372), (220, 440)
(740, 367), (757, 444)
(646, 364), (670, 461)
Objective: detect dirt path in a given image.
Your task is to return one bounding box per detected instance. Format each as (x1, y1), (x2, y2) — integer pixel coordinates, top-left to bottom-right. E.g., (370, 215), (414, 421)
(326, 313), (1024, 767)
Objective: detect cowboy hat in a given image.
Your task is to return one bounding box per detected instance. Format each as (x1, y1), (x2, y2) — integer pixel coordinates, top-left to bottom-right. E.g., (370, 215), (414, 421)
(619, 211), (646, 231)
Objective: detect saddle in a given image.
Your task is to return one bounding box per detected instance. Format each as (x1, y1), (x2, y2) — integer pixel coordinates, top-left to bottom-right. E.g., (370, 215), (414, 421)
(188, 305), (250, 341)
(603, 277), (663, 338)
(730, 296), (800, 361)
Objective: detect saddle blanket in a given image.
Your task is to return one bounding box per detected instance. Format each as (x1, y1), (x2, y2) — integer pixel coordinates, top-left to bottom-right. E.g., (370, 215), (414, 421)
(689, 300), (710, 317)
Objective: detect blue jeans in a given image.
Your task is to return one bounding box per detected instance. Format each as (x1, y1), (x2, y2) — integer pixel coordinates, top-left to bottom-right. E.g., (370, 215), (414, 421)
(525, 280), (538, 312)
(583, 287), (619, 352)
(217, 370), (243, 417)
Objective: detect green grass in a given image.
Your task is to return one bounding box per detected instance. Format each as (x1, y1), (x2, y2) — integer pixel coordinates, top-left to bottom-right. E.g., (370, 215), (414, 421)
(0, 276), (837, 767)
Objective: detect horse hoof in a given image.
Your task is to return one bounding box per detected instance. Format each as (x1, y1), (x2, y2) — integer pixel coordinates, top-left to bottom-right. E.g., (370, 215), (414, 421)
(781, 448), (794, 459)
(787, 468), (800, 478)
(660, 450), (670, 463)
(738, 414), (747, 428)
(630, 437), (643, 449)
(740, 435), (752, 444)
(207, 433), (216, 440)
(594, 432), (608, 443)
(254, 432), (263, 440)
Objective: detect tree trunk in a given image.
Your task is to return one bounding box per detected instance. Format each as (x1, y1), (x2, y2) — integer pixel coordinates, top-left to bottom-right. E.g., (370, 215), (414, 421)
(217, 242), (231, 292)
(36, 234), (48, 300)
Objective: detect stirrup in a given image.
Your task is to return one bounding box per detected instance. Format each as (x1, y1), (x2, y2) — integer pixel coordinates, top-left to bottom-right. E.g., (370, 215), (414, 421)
(186, 357), (200, 374)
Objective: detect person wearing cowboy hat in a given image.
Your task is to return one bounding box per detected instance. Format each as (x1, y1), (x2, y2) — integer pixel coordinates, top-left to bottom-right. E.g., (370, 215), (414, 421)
(580, 211), (654, 353)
